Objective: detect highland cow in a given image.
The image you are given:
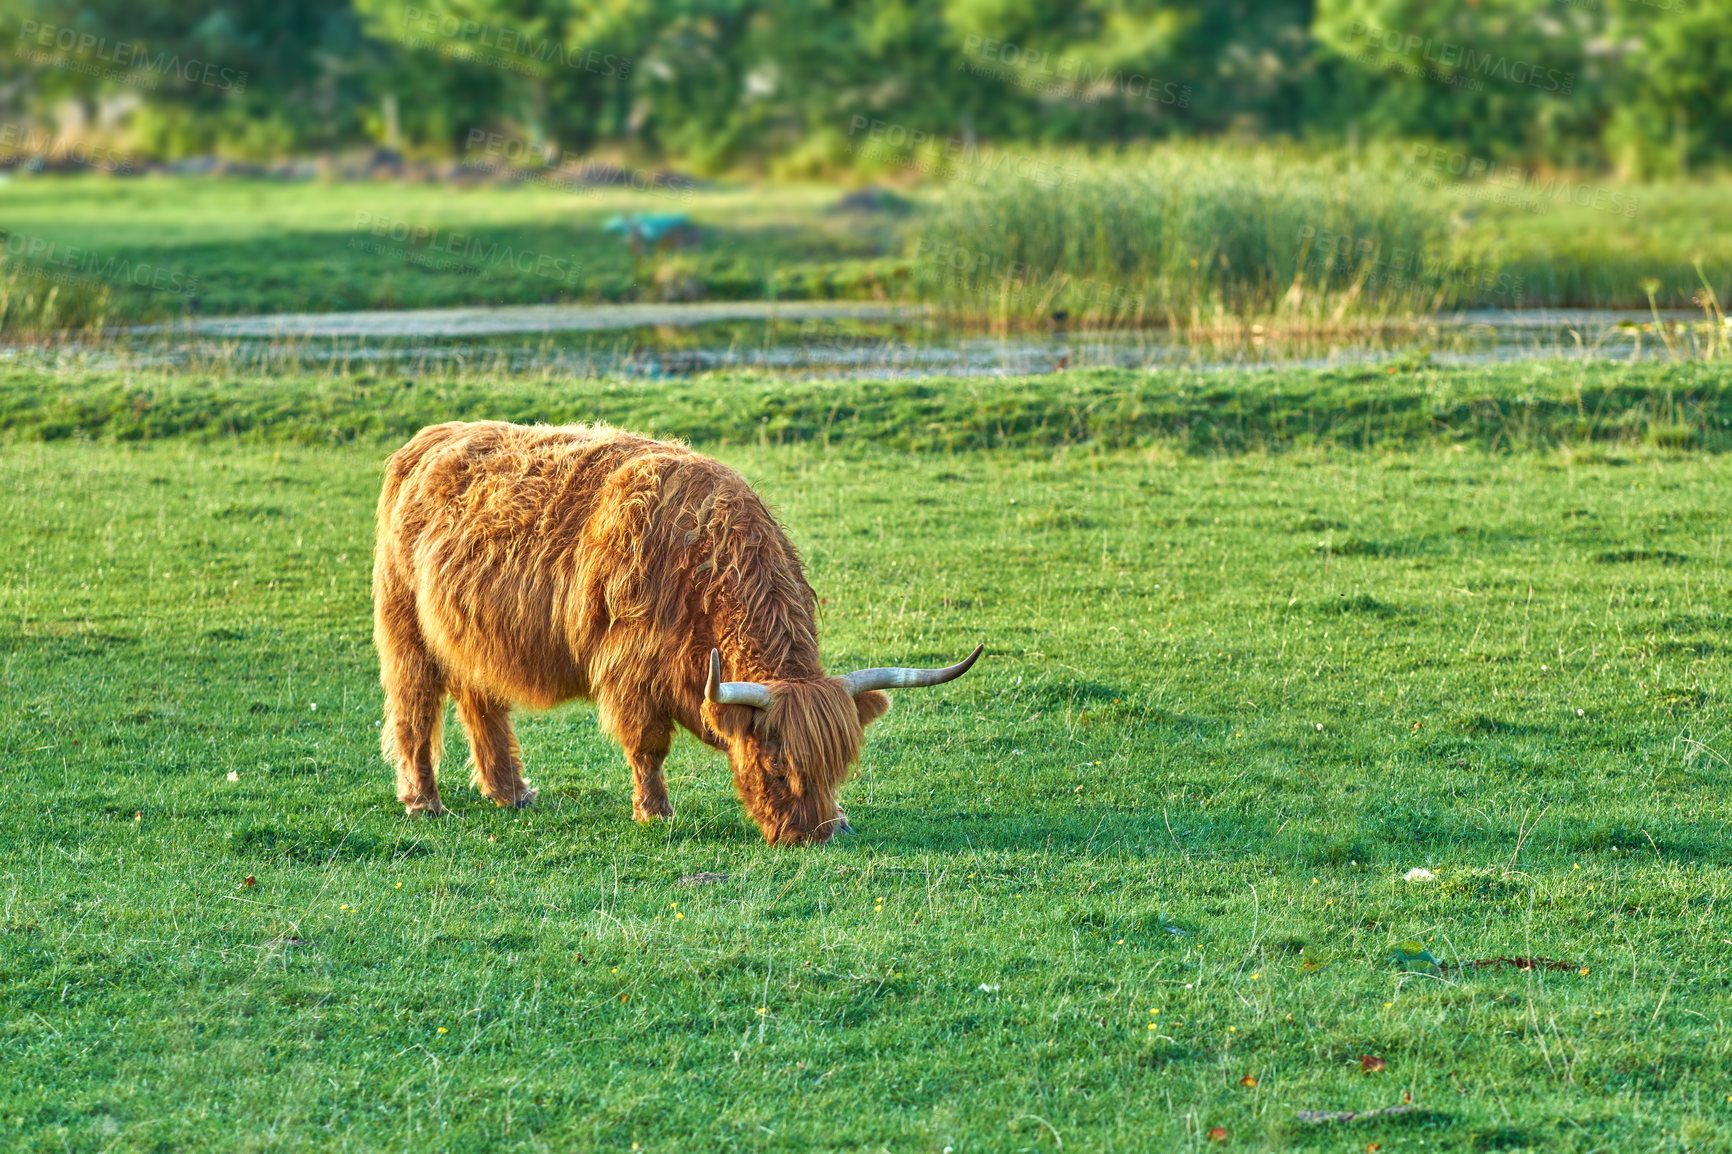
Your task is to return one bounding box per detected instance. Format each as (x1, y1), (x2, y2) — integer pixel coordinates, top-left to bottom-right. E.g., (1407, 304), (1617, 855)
(373, 421), (981, 844)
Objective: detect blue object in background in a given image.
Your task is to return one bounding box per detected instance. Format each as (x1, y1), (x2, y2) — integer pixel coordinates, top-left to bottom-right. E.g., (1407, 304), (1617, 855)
(603, 213), (689, 245)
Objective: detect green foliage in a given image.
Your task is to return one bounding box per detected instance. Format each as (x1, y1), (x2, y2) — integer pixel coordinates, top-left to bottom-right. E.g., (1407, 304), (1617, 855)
(2, 364), (1731, 1147)
(1311, 0), (1598, 163)
(1600, 2), (1732, 178)
(2, 0), (1730, 167)
(2, 0), (386, 153)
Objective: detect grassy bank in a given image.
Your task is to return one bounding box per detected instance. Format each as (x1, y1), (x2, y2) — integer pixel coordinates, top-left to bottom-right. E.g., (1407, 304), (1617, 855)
(1, 367), (1730, 1147)
(2, 360), (1730, 455)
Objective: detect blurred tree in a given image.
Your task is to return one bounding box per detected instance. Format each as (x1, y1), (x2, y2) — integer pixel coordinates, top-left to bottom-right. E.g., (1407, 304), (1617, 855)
(0, 0), (1724, 169)
(1311, 0), (1602, 164)
(1601, 0), (1732, 177)
(351, 0), (646, 156)
(0, 0), (388, 154)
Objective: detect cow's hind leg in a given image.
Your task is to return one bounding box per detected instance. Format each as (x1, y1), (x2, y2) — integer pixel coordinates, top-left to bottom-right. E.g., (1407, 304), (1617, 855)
(602, 696), (675, 821)
(454, 688), (536, 808)
(378, 620), (447, 817)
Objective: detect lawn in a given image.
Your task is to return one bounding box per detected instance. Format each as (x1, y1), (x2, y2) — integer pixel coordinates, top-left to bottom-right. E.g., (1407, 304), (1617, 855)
(0, 175), (912, 328)
(1, 362), (1730, 1150)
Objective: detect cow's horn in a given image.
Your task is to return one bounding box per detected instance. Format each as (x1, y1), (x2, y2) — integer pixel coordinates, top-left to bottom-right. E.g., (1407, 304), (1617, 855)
(706, 649), (775, 710)
(838, 644), (984, 696)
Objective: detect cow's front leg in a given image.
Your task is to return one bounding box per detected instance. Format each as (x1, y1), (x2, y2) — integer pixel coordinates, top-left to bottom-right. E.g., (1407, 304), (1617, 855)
(628, 722), (676, 821)
(603, 698), (675, 821)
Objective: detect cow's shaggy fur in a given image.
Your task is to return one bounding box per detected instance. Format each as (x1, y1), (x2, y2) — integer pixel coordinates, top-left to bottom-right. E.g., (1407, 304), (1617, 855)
(373, 421), (890, 844)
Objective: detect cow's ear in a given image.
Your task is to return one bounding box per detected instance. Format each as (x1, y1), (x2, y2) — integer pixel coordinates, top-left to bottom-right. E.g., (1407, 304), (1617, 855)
(703, 701), (759, 741)
(852, 690), (891, 728)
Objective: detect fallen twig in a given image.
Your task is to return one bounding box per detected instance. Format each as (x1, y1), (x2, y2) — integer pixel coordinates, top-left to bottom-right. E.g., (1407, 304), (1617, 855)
(1443, 956), (1577, 973)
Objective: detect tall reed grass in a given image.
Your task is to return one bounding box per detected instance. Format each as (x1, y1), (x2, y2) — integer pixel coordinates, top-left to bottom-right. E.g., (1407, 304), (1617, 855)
(0, 259), (112, 339)
(1465, 180), (1732, 312)
(912, 145), (1732, 329)
(913, 146), (1471, 330)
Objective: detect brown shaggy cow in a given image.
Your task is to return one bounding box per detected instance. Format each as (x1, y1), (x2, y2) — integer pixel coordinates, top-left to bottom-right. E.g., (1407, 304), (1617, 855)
(373, 421), (981, 844)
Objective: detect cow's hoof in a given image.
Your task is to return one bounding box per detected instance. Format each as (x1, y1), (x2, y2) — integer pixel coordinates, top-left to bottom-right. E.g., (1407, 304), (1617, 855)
(404, 799), (446, 818)
(633, 799), (675, 822)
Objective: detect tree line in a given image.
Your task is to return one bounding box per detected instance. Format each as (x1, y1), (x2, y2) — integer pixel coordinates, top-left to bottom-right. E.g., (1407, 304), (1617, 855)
(0, 0), (1722, 176)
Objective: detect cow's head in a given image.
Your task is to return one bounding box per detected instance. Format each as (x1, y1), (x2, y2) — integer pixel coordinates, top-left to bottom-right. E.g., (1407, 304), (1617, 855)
(701, 646), (983, 845)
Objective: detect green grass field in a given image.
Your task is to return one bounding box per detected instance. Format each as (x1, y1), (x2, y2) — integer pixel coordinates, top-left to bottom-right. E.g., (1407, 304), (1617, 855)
(2, 362), (1730, 1150)
(2, 161), (1730, 333)
(0, 176), (910, 330)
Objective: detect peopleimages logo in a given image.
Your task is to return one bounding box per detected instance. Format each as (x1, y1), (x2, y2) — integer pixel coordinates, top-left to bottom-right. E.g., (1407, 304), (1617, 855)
(912, 239), (1149, 313)
(462, 130), (693, 201)
(1407, 145), (1639, 218)
(400, 7), (629, 78)
(350, 211), (582, 285)
(1343, 22), (1574, 94)
(959, 34), (1191, 107)
(16, 21), (248, 91)
(1297, 225), (1526, 301)
(846, 117), (1078, 189)
(0, 124), (133, 173)
(2, 231), (199, 295)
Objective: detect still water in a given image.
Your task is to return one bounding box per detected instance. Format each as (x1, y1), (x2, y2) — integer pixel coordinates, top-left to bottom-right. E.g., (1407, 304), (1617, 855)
(22, 302), (1723, 378)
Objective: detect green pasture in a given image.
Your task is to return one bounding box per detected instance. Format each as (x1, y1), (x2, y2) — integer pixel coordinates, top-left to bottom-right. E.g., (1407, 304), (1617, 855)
(0, 176), (908, 329)
(1, 362), (1730, 1150)
(1, 157), (1730, 333)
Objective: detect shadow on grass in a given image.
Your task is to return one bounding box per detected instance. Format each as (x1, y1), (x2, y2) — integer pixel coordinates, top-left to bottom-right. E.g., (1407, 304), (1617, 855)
(1267, 1109), (1454, 1150)
(70, 216), (890, 323)
(229, 824), (435, 863)
(831, 797), (1732, 868)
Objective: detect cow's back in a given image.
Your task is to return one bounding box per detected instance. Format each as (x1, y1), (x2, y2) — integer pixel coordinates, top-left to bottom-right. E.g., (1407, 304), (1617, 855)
(375, 422), (678, 706)
(376, 420), (820, 712)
